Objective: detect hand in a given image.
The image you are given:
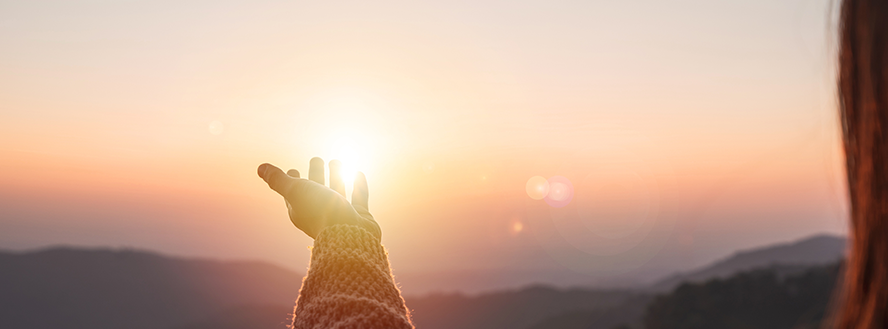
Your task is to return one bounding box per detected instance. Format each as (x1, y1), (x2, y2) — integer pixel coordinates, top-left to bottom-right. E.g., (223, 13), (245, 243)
(257, 157), (381, 241)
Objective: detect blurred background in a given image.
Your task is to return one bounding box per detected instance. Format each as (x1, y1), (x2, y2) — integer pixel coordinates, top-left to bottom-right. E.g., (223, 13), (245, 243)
(0, 0), (850, 328)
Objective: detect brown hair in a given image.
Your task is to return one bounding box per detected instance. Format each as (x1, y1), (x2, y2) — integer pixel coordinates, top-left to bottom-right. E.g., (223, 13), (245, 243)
(836, 0), (888, 327)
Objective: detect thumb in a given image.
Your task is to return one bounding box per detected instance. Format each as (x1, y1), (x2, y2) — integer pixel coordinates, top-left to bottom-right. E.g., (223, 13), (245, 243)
(258, 163), (295, 196)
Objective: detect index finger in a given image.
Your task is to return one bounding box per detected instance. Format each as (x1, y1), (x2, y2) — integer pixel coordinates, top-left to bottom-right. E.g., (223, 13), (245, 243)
(309, 157), (325, 185)
(258, 163), (295, 196)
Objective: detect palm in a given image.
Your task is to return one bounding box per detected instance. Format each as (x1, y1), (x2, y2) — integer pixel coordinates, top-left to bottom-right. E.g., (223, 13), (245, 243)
(258, 157), (380, 240)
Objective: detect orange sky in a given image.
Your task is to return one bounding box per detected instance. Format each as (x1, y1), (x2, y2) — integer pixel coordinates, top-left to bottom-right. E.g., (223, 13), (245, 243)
(0, 0), (847, 292)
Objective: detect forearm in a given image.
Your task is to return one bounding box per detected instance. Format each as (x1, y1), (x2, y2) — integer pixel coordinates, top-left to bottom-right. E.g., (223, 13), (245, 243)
(292, 224), (413, 329)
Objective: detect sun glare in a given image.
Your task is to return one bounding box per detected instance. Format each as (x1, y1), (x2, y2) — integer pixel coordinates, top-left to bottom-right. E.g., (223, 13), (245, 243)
(308, 90), (384, 197)
(331, 136), (364, 189)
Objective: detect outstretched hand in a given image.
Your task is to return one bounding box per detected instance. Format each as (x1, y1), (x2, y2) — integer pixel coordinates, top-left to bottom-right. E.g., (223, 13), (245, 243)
(258, 157), (381, 241)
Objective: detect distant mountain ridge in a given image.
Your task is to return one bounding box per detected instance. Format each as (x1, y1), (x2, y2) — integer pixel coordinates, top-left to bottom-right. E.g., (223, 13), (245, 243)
(408, 285), (636, 329)
(0, 246), (302, 329)
(0, 234), (847, 329)
(644, 263), (841, 329)
(648, 234), (846, 292)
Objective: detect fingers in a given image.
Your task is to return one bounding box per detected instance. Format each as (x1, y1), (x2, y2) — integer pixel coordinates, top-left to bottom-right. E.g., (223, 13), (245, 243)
(284, 170), (300, 208)
(351, 171), (377, 240)
(328, 159), (346, 196)
(258, 163), (296, 196)
(309, 157), (325, 185)
(351, 171), (369, 211)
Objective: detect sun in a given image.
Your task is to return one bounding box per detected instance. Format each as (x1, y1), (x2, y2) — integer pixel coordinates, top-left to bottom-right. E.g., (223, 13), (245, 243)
(330, 136), (365, 191)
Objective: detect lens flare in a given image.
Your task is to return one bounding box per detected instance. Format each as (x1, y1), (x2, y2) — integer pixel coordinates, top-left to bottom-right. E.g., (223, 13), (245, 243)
(526, 176), (550, 200)
(544, 176), (573, 208)
(512, 221), (524, 234)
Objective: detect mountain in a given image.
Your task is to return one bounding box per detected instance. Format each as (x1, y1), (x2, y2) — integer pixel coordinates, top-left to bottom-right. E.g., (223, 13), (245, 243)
(648, 235), (846, 292)
(0, 246), (641, 329)
(525, 294), (653, 329)
(0, 247), (301, 329)
(407, 286), (636, 329)
(0, 234), (847, 329)
(644, 263), (841, 329)
(174, 304), (294, 329)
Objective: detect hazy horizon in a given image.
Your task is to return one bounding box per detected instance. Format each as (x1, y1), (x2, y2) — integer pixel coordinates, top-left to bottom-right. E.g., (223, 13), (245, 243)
(0, 0), (847, 289)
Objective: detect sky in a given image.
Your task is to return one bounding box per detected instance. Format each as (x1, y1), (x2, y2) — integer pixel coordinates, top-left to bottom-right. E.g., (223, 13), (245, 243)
(0, 0), (847, 293)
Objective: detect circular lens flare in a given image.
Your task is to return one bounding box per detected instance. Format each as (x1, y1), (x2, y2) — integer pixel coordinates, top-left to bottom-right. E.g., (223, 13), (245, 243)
(544, 176), (574, 208)
(526, 176), (550, 200)
(512, 221), (524, 234)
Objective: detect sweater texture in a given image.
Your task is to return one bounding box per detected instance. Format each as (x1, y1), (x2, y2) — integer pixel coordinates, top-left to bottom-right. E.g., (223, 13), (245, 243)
(291, 224), (414, 329)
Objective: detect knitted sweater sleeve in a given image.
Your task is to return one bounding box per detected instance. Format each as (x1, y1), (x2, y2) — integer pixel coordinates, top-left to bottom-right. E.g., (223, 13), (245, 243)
(291, 224), (414, 329)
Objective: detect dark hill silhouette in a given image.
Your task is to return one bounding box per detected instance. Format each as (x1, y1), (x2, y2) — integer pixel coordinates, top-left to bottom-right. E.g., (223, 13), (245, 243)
(407, 286), (635, 329)
(0, 247), (300, 329)
(173, 304), (293, 329)
(529, 263), (842, 329)
(644, 263), (841, 329)
(649, 235), (846, 292)
(0, 234), (847, 329)
(0, 246), (639, 329)
(524, 294), (653, 329)
(173, 285), (639, 329)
